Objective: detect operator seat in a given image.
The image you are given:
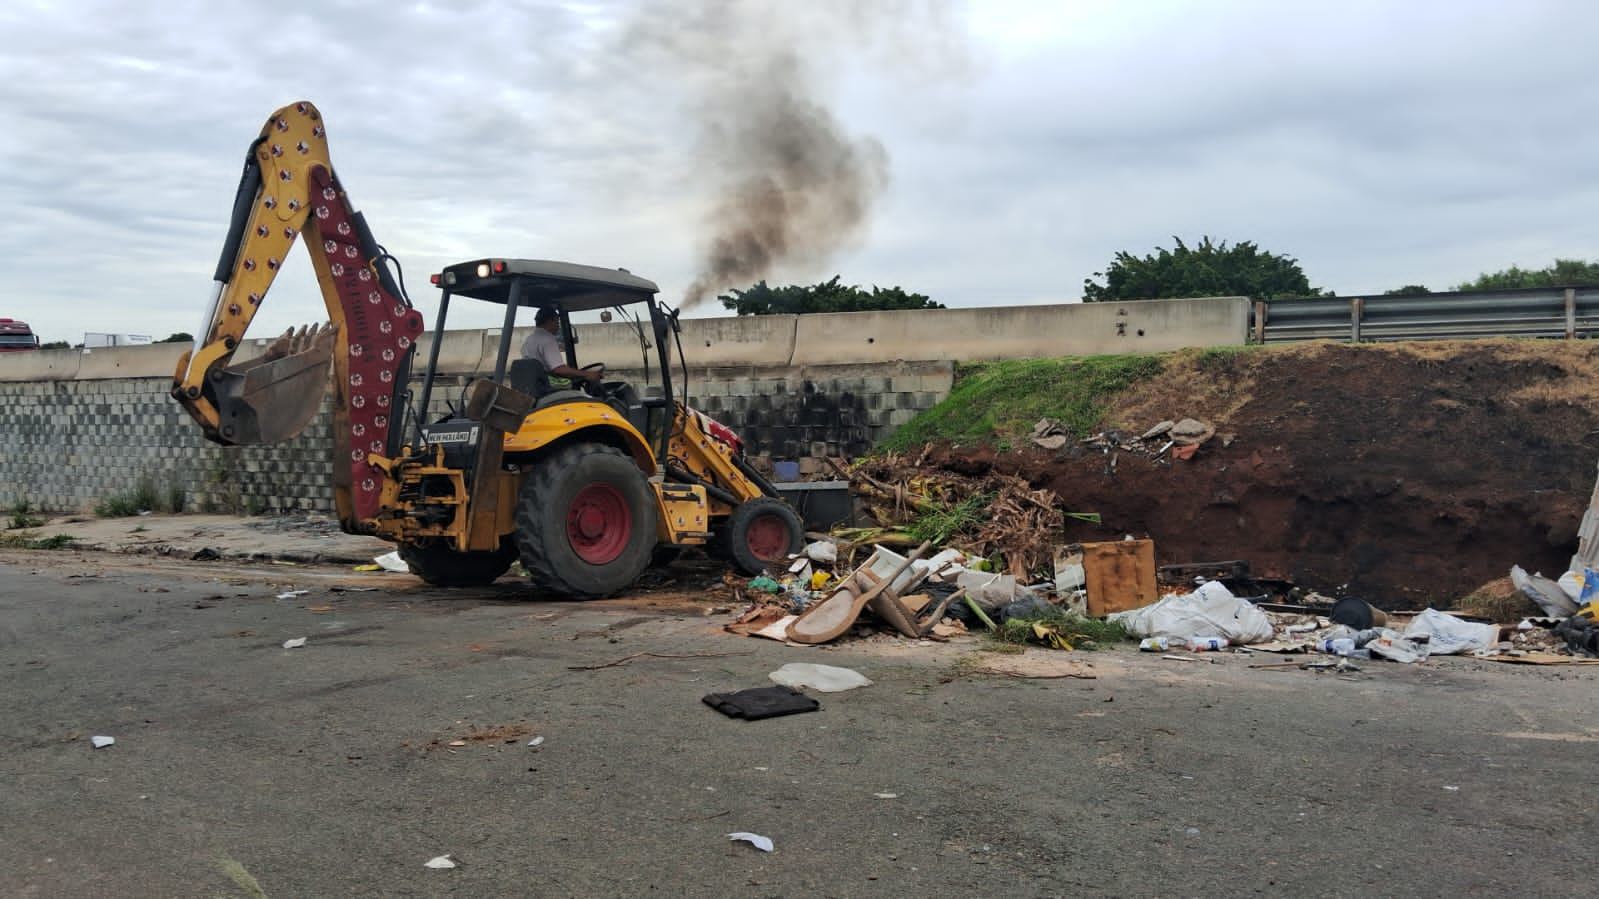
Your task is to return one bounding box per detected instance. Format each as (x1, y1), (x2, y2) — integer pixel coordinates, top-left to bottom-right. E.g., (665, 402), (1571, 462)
(507, 358), (587, 409)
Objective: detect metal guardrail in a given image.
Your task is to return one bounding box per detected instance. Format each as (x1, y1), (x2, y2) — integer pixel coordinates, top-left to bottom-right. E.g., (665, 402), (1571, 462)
(1251, 286), (1599, 343)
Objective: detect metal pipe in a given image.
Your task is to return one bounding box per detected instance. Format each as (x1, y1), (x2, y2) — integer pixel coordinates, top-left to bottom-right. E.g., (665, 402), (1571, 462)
(414, 292), (451, 432)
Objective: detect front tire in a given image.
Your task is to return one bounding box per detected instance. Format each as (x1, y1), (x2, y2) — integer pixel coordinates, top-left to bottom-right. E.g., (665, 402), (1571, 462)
(399, 539), (517, 587)
(516, 443), (658, 599)
(718, 496), (805, 575)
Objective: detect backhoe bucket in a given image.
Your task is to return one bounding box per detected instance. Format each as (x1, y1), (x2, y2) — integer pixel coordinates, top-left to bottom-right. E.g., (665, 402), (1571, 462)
(210, 323), (339, 445)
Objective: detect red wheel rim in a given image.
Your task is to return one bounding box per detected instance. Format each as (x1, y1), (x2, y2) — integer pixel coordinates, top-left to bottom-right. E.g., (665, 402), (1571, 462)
(745, 513), (791, 561)
(566, 483), (630, 564)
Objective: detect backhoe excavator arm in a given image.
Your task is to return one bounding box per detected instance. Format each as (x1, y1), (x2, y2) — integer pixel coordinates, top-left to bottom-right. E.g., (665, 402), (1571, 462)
(171, 101), (425, 530)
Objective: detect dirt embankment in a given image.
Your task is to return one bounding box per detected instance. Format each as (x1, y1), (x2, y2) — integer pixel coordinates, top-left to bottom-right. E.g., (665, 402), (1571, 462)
(932, 340), (1599, 606)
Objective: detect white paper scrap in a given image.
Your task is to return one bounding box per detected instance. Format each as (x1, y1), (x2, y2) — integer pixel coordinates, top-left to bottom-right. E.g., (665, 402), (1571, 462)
(727, 832), (774, 852)
(375, 551), (410, 573)
(423, 854), (457, 869)
(282, 637), (307, 649)
(91, 735), (115, 749)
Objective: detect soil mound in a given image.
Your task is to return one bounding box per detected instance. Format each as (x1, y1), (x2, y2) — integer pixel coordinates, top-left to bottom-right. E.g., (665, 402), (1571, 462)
(931, 340), (1599, 606)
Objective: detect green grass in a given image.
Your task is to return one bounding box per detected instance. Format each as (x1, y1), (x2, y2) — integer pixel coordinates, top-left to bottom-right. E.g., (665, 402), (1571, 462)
(8, 498), (43, 530)
(882, 355), (1166, 451)
(0, 532), (76, 550)
(95, 476), (185, 518)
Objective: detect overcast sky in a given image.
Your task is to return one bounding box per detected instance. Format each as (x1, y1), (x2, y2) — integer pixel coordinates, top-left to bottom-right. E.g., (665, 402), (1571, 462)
(4, 0), (1596, 345)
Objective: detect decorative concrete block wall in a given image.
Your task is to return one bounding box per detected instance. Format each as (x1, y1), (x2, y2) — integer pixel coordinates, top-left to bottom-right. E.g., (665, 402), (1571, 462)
(0, 363), (951, 515)
(0, 297), (1246, 515)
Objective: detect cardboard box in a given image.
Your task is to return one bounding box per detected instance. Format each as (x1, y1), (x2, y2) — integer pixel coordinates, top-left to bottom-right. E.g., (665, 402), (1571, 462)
(1081, 539), (1157, 616)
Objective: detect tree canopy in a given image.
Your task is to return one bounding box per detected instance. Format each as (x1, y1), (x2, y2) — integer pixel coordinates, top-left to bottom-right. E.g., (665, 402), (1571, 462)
(1455, 259), (1599, 291)
(158, 332), (193, 343)
(718, 276), (944, 315)
(1082, 236), (1321, 302)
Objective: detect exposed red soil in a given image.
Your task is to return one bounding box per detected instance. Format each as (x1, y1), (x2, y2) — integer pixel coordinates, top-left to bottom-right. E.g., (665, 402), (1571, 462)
(928, 341), (1599, 607)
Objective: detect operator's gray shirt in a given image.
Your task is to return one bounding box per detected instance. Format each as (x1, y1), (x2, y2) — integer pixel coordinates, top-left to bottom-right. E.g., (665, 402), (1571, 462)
(521, 328), (564, 371)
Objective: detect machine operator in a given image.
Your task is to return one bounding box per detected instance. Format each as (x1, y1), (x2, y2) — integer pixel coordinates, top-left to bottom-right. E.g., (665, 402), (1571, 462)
(521, 307), (603, 388)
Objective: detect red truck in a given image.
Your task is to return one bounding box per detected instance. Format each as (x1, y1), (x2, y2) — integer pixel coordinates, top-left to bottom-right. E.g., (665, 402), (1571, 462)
(0, 318), (39, 352)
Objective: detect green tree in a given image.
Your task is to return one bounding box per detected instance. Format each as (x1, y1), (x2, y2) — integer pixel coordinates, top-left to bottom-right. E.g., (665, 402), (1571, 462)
(157, 332), (193, 343)
(719, 276), (944, 315)
(1384, 285), (1432, 296)
(1082, 236), (1321, 302)
(1455, 259), (1599, 291)
(39, 340), (69, 350)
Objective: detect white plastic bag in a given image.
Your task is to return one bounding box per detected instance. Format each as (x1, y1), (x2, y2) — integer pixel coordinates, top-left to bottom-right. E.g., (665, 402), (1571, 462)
(768, 663), (872, 692)
(1404, 608), (1500, 655)
(1108, 582), (1274, 644)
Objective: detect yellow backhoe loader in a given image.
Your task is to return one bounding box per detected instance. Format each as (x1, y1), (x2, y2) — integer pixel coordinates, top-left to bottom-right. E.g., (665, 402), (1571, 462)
(172, 101), (804, 597)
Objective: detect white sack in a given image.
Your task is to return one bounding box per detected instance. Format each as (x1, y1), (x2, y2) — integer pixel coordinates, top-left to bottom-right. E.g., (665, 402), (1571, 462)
(1404, 608), (1501, 655)
(1108, 581), (1274, 644)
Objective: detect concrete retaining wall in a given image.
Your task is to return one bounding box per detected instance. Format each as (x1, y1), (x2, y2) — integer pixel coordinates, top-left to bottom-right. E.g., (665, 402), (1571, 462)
(0, 298), (1246, 514)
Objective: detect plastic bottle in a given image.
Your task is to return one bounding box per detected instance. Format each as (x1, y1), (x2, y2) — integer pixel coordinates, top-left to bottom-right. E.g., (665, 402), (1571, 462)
(1318, 637), (1356, 655)
(1138, 637), (1171, 652)
(1186, 636), (1228, 651)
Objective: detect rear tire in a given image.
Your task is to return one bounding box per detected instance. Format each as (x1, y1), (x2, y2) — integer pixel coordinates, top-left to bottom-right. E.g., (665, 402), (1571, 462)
(398, 539), (517, 587)
(718, 496), (805, 575)
(516, 443), (658, 599)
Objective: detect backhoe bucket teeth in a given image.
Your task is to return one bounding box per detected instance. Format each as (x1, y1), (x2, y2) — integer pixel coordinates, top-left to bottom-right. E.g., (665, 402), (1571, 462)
(211, 323), (339, 445)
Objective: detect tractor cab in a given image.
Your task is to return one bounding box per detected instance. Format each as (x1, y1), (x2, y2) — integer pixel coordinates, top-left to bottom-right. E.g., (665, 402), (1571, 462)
(419, 259), (677, 461)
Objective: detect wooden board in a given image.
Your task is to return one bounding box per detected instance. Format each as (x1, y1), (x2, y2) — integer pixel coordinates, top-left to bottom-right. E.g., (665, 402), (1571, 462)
(1081, 539), (1157, 617)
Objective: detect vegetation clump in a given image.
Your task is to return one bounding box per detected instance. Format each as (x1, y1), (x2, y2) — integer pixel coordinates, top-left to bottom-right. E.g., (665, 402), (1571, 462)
(883, 355), (1165, 451)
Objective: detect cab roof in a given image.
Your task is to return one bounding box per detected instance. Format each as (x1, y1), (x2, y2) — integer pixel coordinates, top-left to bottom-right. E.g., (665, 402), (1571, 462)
(436, 259), (659, 311)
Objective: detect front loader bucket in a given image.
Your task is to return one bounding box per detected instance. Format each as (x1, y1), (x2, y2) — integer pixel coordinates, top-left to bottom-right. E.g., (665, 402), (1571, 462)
(210, 323), (339, 445)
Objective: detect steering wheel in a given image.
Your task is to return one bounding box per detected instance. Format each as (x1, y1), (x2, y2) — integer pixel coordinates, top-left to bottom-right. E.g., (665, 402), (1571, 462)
(579, 362), (608, 397)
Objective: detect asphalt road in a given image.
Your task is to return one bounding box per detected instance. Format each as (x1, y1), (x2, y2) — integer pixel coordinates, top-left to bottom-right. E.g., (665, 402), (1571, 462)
(3, 548), (1596, 898)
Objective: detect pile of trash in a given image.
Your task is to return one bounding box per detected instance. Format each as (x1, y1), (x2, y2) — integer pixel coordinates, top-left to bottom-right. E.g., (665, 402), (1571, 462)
(843, 450), (1065, 576)
(1508, 563), (1599, 660)
(724, 536), (1113, 648)
(717, 532), (1599, 667)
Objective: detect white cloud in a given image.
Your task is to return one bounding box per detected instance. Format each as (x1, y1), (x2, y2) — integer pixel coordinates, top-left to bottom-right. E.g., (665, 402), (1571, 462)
(3, 0), (1597, 346)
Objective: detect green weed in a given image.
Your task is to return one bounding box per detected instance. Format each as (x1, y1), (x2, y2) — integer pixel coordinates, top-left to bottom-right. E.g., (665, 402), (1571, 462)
(95, 475), (184, 518)
(906, 491), (995, 545)
(8, 498), (43, 530)
(0, 532), (76, 550)
(992, 608), (1130, 651)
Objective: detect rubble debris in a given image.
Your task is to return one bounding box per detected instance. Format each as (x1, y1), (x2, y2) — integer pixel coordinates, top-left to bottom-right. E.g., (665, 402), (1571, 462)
(1030, 418), (1069, 450)
(1141, 420), (1175, 440)
(703, 686), (820, 720)
(768, 662), (872, 692)
(1168, 418), (1216, 446)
